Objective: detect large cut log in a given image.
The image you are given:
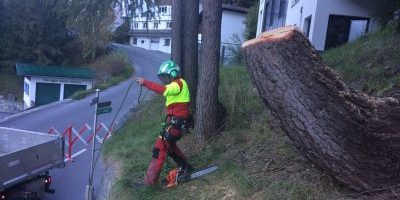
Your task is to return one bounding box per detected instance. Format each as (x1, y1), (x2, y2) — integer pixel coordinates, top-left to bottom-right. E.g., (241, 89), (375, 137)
(242, 26), (400, 191)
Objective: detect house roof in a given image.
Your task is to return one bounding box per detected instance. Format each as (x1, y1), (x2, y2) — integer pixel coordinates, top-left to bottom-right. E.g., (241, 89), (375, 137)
(16, 63), (94, 79)
(222, 4), (249, 13)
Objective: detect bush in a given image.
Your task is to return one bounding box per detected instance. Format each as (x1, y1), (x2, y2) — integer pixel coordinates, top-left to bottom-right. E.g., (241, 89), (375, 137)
(244, 4), (259, 40)
(71, 52), (134, 99)
(113, 19), (131, 44)
(380, 0), (400, 33)
(89, 52), (132, 82)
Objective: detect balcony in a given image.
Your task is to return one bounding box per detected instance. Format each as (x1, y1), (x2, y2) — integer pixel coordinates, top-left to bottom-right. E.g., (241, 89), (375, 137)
(130, 29), (172, 37)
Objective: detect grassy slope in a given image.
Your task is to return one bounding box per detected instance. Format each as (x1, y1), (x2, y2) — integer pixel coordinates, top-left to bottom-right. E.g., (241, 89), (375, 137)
(322, 27), (400, 96)
(103, 67), (344, 200)
(103, 28), (400, 200)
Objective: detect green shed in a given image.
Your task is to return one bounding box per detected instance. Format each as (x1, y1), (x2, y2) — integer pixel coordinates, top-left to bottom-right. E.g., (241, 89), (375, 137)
(16, 63), (94, 108)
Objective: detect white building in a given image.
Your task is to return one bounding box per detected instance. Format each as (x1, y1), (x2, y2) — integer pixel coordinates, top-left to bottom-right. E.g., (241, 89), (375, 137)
(257, 0), (385, 51)
(220, 4), (249, 44)
(199, 3), (249, 44)
(16, 63), (94, 109)
(130, 1), (249, 54)
(130, 0), (172, 53)
(198, 3), (249, 64)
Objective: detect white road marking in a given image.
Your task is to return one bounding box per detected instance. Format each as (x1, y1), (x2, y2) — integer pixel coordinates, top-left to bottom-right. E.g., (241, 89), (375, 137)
(64, 149), (87, 162)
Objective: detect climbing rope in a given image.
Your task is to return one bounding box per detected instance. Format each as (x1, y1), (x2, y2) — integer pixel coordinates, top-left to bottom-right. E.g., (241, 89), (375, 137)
(93, 80), (142, 169)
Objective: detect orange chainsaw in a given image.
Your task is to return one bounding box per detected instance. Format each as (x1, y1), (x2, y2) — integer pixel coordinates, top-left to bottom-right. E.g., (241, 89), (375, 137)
(162, 165), (218, 188)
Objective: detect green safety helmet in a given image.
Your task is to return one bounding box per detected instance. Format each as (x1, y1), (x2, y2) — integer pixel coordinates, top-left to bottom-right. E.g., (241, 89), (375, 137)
(158, 60), (180, 78)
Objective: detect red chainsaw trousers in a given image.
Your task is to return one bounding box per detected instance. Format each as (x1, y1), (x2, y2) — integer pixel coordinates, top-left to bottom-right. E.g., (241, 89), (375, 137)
(143, 130), (187, 185)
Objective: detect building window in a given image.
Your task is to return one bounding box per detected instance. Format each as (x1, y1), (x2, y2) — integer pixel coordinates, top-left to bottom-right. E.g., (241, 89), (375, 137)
(303, 15), (312, 38)
(133, 38), (138, 45)
(154, 22), (159, 29)
(24, 82), (29, 96)
(160, 6), (167, 13)
(143, 22), (148, 29)
(159, 6), (170, 16)
(164, 39), (171, 46)
(134, 22), (138, 29)
(292, 0), (300, 7)
(141, 40), (145, 44)
(269, 0), (276, 26)
(278, 0), (287, 19)
(151, 38), (160, 43)
(167, 22), (172, 28)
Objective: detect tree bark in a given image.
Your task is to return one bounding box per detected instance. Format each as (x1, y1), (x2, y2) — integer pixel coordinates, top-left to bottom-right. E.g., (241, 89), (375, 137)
(182, 0), (199, 112)
(171, 0), (183, 66)
(195, 0), (222, 137)
(242, 26), (400, 191)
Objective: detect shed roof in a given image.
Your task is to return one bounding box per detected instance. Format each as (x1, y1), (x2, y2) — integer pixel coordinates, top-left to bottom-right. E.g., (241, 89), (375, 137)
(16, 63), (94, 79)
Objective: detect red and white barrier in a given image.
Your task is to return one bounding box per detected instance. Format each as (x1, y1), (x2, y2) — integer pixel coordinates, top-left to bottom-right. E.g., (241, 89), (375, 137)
(71, 125), (89, 145)
(48, 127), (60, 136)
(48, 122), (117, 162)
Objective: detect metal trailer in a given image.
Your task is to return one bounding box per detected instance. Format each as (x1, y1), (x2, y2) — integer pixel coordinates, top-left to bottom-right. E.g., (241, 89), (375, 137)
(0, 127), (64, 199)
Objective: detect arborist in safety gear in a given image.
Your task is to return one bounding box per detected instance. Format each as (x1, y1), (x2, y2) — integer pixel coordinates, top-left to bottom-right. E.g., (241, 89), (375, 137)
(134, 60), (192, 186)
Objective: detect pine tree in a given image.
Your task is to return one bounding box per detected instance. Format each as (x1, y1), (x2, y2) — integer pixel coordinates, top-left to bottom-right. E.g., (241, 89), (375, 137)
(195, 0), (222, 137)
(182, 0), (199, 112)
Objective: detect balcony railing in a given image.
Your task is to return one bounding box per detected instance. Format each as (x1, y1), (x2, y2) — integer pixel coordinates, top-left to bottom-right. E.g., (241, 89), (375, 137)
(130, 29), (172, 37)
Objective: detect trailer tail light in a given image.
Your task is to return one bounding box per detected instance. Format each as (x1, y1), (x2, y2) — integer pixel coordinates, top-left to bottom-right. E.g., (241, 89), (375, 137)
(44, 176), (51, 188)
(44, 175), (55, 194)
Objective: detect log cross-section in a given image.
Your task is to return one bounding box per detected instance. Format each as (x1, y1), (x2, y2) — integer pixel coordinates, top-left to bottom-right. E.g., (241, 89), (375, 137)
(242, 26), (400, 191)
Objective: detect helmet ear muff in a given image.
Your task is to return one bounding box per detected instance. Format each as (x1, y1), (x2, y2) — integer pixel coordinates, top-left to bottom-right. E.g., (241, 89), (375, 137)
(170, 70), (178, 78)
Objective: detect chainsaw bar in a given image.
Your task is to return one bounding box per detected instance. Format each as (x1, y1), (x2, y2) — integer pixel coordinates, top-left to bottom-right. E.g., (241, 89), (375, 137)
(190, 165), (218, 180)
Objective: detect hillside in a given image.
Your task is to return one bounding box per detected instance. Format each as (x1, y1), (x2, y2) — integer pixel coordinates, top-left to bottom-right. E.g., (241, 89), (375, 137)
(104, 67), (347, 200)
(322, 27), (400, 98)
(103, 28), (400, 200)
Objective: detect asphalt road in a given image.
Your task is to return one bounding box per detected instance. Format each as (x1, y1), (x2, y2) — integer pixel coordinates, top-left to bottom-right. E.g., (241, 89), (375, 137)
(0, 44), (169, 200)
(0, 112), (11, 120)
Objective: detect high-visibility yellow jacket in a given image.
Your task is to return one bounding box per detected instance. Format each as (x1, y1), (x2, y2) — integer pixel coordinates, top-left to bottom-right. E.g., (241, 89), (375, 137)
(143, 78), (190, 118)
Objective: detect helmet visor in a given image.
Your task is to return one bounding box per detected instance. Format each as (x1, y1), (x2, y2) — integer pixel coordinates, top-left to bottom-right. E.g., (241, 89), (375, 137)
(158, 74), (171, 85)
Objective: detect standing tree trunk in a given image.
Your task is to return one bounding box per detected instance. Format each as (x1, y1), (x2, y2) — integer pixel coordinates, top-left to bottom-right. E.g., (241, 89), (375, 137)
(242, 26), (400, 191)
(171, 0), (183, 67)
(182, 0), (199, 112)
(195, 0), (222, 137)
